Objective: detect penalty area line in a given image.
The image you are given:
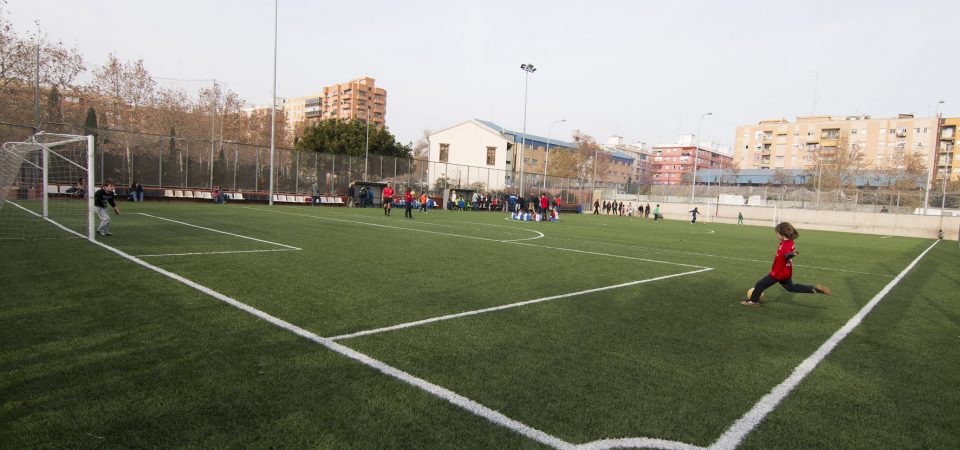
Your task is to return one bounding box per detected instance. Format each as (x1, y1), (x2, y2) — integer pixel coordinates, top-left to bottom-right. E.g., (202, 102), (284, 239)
(330, 268), (713, 341)
(135, 248), (300, 258)
(137, 212), (301, 250)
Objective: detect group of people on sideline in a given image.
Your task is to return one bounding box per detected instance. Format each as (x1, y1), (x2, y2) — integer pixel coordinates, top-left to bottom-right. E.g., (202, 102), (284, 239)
(593, 200), (660, 220)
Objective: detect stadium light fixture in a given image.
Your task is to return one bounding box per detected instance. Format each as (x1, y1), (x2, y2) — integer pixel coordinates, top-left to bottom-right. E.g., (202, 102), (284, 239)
(518, 64), (536, 196)
(691, 112), (713, 202)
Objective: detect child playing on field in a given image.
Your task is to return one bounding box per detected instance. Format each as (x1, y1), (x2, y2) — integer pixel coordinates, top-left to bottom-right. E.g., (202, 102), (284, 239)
(741, 222), (831, 307)
(94, 180), (120, 237)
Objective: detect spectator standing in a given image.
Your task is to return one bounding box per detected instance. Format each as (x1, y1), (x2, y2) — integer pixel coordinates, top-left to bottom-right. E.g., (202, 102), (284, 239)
(645, 203), (651, 218)
(594, 199), (600, 215)
(420, 192), (428, 212)
(311, 181), (321, 206)
(404, 189), (414, 219)
(348, 185), (356, 207)
(539, 194), (548, 216)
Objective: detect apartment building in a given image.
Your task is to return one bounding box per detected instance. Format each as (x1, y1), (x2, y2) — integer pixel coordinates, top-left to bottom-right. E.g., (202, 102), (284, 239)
(604, 136), (651, 184)
(286, 77), (386, 130)
(938, 117), (959, 181)
(650, 135), (733, 185)
(733, 114), (937, 171)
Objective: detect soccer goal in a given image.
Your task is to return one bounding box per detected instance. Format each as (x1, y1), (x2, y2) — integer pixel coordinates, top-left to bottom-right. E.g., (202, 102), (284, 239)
(707, 201), (779, 227)
(0, 133), (95, 240)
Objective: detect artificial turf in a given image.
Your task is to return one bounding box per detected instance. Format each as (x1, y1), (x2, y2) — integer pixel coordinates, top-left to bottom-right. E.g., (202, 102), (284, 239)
(1, 201), (956, 448)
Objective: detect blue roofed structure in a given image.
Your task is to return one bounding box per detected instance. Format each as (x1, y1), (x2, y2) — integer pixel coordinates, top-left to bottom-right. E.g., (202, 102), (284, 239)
(474, 119), (577, 150)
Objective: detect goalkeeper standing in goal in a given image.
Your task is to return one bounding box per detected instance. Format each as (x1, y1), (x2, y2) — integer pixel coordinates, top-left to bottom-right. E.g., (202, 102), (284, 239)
(94, 180), (120, 236)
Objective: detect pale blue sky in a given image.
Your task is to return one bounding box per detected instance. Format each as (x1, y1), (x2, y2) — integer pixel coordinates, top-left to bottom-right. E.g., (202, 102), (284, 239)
(8, 0), (958, 147)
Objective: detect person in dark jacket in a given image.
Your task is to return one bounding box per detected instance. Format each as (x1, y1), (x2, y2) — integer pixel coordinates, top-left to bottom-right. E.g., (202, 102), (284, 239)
(94, 180), (120, 236)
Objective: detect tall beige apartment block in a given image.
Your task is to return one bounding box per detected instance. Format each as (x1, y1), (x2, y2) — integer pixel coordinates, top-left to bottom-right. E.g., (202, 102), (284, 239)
(733, 114), (937, 171)
(286, 77), (386, 130)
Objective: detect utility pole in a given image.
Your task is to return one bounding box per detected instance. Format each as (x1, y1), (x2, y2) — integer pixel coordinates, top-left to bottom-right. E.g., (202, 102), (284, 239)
(519, 63), (536, 196)
(268, 0), (278, 206)
(33, 30), (41, 133)
(923, 100), (945, 215)
(209, 79), (216, 189)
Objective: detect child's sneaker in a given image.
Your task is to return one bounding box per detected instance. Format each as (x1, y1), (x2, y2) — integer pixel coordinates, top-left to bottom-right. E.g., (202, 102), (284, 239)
(740, 300), (761, 307)
(814, 285), (832, 295)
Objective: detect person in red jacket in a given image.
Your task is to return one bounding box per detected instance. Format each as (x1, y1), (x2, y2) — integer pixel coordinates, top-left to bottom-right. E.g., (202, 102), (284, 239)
(382, 183), (394, 216)
(404, 188), (414, 219)
(539, 194), (548, 217)
(741, 222), (832, 307)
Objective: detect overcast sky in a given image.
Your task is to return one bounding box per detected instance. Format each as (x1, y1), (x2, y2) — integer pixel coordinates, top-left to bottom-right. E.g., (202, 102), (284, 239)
(7, 0), (958, 148)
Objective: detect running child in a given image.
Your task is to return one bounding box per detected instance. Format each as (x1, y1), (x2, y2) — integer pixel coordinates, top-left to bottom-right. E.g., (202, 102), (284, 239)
(689, 207), (700, 224)
(741, 222), (832, 307)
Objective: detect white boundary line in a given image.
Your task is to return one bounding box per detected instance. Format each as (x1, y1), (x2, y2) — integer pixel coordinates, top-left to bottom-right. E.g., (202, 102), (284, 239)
(137, 212), (301, 250)
(550, 236), (895, 278)
(243, 207), (705, 270)
(879, 235), (894, 239)
(330, 268), (712, 341)
(136, 248), (300, 258)
(13, 203), (577, 450)
(706, 239), (939, 450)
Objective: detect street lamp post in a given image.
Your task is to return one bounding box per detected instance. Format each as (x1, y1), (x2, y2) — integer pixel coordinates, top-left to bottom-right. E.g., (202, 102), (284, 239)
(543, 119), (566, 189)
(519, 63), (536, 196)
(923, 100), (945, 215)
(268, 0), (278, 206)
(691, 112), (712, 202)
(364, 106), (371, 181)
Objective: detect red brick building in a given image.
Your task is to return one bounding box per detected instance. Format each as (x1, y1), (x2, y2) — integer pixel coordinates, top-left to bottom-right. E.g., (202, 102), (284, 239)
(651, 136), (733, 185)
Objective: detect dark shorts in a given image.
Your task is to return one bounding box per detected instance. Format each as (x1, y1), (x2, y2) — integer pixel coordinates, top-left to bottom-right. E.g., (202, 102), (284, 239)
(384, 200), (392, 207)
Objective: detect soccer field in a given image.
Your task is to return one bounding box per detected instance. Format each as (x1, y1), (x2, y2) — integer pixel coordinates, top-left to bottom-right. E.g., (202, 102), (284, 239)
(2, 202), (958, 449)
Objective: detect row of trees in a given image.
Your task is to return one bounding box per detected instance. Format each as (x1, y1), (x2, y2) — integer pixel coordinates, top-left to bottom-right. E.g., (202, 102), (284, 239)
(0, 6), (409, 158)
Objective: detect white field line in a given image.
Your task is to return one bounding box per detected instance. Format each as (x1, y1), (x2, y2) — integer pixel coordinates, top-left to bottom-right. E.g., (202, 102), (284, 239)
(137, 212), (301, 250)
(550, 236), (895, 278)
(879, 235), (894, 239)
(17, 204), (577, 450)
(136, 248), (300, 258)
(706, 239), (940, 450)
(243, 207), (704, 270)
(24, 200), (940, 449)
(306, 208), (545, 241)
(576, 438), (705, 450)
(330, 268), (713, 341)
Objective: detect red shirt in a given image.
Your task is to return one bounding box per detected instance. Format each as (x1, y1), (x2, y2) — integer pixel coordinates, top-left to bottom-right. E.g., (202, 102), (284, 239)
(540, 196), (548, 209)
(770, 239), (795, 281)
(382, 187), (394, 201)
(554, 197), (561, 208)
(405, 191), (413, 202)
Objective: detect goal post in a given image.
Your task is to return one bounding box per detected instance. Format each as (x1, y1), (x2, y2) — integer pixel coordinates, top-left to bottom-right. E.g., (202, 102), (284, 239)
(0, 132), (96, 241)
(707, 201), (779, 227)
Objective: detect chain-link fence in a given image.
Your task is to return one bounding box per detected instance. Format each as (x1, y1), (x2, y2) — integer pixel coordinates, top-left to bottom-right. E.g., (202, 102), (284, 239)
(5, 121), (958, 214)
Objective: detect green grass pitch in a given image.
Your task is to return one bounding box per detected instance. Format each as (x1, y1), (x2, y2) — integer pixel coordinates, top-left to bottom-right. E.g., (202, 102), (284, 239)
(1, 201), (957, 449)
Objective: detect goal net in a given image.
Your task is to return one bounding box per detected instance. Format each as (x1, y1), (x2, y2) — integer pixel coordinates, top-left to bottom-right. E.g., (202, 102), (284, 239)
(0, 133), (94, 240)
(707, 201), (779, 227)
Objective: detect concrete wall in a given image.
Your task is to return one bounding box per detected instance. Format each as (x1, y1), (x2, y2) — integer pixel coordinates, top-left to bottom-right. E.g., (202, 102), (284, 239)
(600, 198), (959, 240)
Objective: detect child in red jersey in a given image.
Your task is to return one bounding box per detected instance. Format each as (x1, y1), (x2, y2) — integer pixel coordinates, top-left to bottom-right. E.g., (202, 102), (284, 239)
(741, 222), (832, 307)
(382, 183), (394, 216)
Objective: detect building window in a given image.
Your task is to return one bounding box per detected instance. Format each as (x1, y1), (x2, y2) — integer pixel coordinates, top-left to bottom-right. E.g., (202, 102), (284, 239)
(439, 144), (449, 162)
(486, 147), (496, 165)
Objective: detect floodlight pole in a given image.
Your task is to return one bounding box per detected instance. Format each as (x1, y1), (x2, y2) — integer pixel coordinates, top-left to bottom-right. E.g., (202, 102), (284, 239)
(923, 100), (944, 215)
(519, 63), (535, 196)
(268, 0), (278, 206)
(691, 112), (712, 202)
(543, 119), (566, 189)
(364, 106), (370, 180)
